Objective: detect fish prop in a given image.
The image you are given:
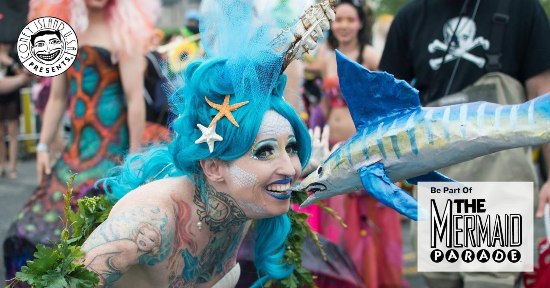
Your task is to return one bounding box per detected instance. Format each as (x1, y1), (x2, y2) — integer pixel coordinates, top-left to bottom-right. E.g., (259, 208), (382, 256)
(298, 50), (550, 220)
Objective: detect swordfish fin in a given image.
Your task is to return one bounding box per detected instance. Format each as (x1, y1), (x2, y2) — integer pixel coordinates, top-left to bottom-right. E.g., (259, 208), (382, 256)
(407, 170), (456, 185)
(358, 162), (420, 220)
(335, 50), (421, 131)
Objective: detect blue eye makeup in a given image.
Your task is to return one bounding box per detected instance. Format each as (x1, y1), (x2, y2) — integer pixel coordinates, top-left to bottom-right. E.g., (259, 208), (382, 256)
(251, 138), (279, 160)
(251, 136), (300, 160)
(285, 136), (299, 156)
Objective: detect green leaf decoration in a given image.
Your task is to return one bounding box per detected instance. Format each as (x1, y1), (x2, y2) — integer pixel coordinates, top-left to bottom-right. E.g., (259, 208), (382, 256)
(10, 242), (99, 288)
(290, 188), (309, 204)
(279, 209), (318, 288)
(68, 195), (113, 246)
(268, 190), (327, 288)
(270, 182), (349, 288)
(8, 173), (103, 288)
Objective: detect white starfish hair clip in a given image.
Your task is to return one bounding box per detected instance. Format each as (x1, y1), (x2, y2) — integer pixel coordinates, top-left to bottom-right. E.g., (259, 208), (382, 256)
(195, 95), (249, 153)
(195, 122), (223, 153)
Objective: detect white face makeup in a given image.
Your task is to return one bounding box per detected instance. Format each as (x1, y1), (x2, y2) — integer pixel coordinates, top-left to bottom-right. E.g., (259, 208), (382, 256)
(238, 199), (266, 215)
(221, 110), (302, 219)
(228, 165), (258, 188)
(257, 110), (294, 136)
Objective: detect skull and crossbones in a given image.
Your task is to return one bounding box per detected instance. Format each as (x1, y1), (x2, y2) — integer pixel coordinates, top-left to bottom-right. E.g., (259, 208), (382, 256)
(428, 17), (490, 70)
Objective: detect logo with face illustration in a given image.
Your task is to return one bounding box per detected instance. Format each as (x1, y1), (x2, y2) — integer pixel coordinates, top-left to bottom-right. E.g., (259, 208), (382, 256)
(17, 17), (78, 77)
(31, 30), (64, 64)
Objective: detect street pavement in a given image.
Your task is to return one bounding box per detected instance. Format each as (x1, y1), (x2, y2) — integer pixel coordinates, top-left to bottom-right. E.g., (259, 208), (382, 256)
(0, 158), (546, 287)
(0, 159), (37, 285)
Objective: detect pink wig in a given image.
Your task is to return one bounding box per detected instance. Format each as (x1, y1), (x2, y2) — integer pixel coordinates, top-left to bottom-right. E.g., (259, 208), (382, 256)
(28, 0), (161, 57)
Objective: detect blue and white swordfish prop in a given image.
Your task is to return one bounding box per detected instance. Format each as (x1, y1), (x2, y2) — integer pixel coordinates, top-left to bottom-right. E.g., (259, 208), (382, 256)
(297, 50), (550, 220)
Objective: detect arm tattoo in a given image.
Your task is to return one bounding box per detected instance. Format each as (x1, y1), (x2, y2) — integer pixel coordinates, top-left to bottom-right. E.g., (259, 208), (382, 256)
(83, 206), (173, 285)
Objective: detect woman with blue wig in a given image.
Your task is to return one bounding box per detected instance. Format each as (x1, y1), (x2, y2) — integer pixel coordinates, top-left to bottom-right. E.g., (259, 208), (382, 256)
(81, 0), (335, 286)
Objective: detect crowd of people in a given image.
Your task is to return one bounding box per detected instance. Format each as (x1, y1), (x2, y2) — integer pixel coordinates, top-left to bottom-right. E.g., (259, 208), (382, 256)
(1, 0), (549, 287)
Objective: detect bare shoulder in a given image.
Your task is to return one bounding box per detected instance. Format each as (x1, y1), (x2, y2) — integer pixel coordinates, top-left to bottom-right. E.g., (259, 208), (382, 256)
(319, 44), (337, 77)
(78, 23), (114, 52)
(305, 44), (329, 76)
(111, 176), (193, 209)
(82, 176), (193, 285)
(362, 44), (381, 70)
(82, 203), (173, 285)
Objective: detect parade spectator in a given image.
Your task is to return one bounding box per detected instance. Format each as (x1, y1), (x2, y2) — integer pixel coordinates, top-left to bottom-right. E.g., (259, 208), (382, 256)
(380, 0), (550, 287)
(0, 43), (29, 179)
(31, 76), (65, 162)
(3, 0), (159, 281)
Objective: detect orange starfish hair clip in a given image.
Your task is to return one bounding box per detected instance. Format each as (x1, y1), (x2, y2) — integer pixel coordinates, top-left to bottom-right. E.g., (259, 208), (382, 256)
(195, 95), (249, 153)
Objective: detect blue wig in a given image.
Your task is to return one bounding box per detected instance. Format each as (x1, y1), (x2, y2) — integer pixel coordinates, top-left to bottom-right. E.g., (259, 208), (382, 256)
(99, 0), (312, 283)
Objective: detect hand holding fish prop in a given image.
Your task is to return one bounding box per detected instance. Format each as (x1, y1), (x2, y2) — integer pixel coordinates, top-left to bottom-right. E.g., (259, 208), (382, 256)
(297, 51), (550, 220)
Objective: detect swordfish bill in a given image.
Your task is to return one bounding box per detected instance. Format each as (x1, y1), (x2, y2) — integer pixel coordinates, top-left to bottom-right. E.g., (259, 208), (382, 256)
(298, 50), (550, 220)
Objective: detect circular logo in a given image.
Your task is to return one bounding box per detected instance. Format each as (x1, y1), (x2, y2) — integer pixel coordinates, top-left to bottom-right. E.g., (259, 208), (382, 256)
(507, 249), (521, 263)
(430, 249), (444, 263)
(17, 17), (78, 77)
(492, 249), (506, 263)
(461, 249), (475, 263)
(445, 249), (459, 263)
(476, 249), (490, 263)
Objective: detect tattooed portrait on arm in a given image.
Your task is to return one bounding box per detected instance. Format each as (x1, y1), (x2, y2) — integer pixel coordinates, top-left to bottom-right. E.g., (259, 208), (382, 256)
(82, 206), (172, 285)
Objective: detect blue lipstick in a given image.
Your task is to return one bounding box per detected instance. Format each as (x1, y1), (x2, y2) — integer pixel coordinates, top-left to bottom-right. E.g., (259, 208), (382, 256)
(269, 177), (292, 185)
